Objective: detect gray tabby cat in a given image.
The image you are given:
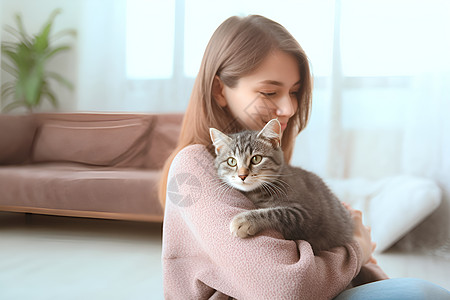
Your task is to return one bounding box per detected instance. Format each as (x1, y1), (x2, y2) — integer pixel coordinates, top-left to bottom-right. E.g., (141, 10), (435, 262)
(209, 119), (353, 253)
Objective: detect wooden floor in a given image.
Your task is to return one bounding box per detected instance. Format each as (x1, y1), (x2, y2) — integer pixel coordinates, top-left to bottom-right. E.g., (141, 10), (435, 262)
(0, 212), (448, 299)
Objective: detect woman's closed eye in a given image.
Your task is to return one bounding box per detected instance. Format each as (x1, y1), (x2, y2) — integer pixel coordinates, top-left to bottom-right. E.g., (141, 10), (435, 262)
(260, 91), (299, 98)
(259, 91), (276, 97)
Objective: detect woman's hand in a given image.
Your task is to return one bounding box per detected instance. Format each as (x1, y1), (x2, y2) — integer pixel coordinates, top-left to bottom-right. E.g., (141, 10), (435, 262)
(342, 203), (376, 265)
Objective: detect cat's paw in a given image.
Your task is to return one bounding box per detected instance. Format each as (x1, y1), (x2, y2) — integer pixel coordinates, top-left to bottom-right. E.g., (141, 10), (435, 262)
(230, 213), (258, 238)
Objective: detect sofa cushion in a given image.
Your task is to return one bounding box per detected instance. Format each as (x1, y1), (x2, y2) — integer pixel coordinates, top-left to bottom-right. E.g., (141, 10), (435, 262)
(0, 114), (36, 164)
(32, 118), (150, 166)
(0, 163), (163, 216)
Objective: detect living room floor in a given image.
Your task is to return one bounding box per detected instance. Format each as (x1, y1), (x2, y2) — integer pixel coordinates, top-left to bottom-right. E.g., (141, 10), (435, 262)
(0, 212), (449, 300)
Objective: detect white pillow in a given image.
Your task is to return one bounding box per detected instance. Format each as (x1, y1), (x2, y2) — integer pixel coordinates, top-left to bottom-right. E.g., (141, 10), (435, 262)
(326, 175), (442, 252)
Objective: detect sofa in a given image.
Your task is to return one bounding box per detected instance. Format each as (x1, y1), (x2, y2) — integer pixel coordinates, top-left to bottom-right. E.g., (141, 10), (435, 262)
(0, 112), (183, 222)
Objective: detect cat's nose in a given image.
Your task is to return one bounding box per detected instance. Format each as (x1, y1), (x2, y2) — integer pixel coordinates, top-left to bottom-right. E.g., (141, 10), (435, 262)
(238, 174), (248, 181)
(238, 167), (249, 181)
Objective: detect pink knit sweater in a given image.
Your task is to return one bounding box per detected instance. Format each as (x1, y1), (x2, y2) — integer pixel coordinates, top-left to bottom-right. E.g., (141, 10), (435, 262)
(162, 145), (388, 299)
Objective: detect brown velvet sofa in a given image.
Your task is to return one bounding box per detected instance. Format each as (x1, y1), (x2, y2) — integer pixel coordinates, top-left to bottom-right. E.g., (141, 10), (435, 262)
(0, 112), (183, 222)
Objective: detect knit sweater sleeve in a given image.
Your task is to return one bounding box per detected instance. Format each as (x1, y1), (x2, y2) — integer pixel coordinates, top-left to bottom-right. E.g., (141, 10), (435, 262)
(162, 144), (365, 300)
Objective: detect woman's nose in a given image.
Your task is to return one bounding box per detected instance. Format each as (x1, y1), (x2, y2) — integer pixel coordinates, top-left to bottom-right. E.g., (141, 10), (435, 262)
(276, 94), (297, 118)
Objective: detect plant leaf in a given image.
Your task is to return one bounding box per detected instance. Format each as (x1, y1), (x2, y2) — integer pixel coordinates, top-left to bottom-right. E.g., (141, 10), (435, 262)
(47, 71), (73, 90)
(1, 82), (16, 98)
(1, 91), (15, 103)
(18, 69), (43, 106)
(1, 61), (19, 77)
(51, 29), (77, 42)
(1, 89), (15, 100)
(1, 8), (74, 113)
(43, 45), (71, 61)
(42, 83), (59, 108)
(1, 42), (18, 52)
(1, 81), (15, 91)
(35, 9), (62, 52)
(2, 100), (27, 113)
(41, 9), (61, 39)
(14, 14), (31, 45)
(3, 25), (29, 44)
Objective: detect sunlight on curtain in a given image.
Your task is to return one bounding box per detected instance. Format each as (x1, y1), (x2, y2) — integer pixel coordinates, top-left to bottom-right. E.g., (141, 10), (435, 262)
(341, 0), (450, 76)
(337, 0), (450, 130)
(126, 0), (175, 79)
(184, 0), (334, 78)
(124, 0), (336, 112)
(293, 0), (450, 177)
(77, 0), (126, 111)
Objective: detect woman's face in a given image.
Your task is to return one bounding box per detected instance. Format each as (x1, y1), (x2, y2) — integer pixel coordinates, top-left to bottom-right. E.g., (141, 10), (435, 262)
(215, 50), (300, 132)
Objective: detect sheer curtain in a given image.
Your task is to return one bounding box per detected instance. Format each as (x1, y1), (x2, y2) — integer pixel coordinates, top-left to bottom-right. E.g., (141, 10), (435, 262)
(76, 0), (127, 111)
(401, 72), (450, 254)
(291, 0), (450, 254)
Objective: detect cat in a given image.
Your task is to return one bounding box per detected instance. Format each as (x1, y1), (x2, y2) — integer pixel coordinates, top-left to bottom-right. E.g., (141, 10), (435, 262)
(209, 119), (353, 253)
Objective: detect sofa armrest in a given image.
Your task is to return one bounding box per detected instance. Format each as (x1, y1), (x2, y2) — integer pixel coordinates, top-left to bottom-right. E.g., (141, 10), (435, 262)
(145, 113), (183, 169)
(0, 114), (37, 165)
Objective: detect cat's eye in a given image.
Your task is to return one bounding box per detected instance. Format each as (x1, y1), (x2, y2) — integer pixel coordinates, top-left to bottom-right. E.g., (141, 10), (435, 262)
(227, 157), (237, 167)
(251, 155), (262, 165)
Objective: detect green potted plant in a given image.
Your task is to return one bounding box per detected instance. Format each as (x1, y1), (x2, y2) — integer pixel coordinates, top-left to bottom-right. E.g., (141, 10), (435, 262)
(1, 9), (76, 113)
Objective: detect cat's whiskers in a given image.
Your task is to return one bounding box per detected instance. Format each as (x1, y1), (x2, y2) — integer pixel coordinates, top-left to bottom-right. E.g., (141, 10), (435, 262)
(260, 180), (288, 198)
(259, 182), (273, 197)
(271, 182), (289, 198)
(215, 180), (234, 200)
(208, 176), (223, 185)
(272, 178), (292, 193)
(258, 175), (291, 195)
(263, 172), (298, 177)
(214, 180), (230, 193)
(261, 183), (278, 199)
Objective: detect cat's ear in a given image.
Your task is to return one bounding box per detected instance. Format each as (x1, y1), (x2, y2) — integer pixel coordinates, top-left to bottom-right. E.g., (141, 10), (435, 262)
(257, 119), (281, 147)
(210, 128), (232, 154)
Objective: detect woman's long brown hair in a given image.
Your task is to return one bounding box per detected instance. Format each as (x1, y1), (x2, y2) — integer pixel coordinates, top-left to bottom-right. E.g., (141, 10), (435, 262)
(159, 15), (313, 208)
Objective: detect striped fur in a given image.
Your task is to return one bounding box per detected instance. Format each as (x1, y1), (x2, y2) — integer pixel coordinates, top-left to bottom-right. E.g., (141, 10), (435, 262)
(210, 120), (353, 253)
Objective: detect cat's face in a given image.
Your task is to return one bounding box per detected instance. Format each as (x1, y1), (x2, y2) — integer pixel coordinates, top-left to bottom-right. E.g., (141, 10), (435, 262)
(210, 119), (284, 192)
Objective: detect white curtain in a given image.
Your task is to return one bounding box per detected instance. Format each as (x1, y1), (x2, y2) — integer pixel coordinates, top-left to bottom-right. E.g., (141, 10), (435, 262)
(76, 0), (127, 111)
(292, 1), (450, 254)
(294, 71), (450, 254)
(400, 73), (450, 254)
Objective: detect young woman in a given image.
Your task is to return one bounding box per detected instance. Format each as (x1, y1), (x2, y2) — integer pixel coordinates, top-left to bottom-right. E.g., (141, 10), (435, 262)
(160, 15), (450, 299)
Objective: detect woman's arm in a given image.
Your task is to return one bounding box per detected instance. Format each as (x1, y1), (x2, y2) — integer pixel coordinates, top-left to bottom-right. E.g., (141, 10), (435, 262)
(163, 145), (365, 300)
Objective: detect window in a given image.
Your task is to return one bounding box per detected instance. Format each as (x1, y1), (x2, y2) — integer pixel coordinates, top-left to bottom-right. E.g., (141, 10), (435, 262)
(341, 0), (450, 77)
(184, 0), (335, 78)
(127, 0), (335, 80)
(338, 0), (450, 129)
(124, 0), (450, 117)
(126, 0), (175, 79)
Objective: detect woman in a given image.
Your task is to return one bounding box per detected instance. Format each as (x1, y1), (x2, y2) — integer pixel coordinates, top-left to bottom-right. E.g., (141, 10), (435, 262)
(160, 15), (450, 299)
